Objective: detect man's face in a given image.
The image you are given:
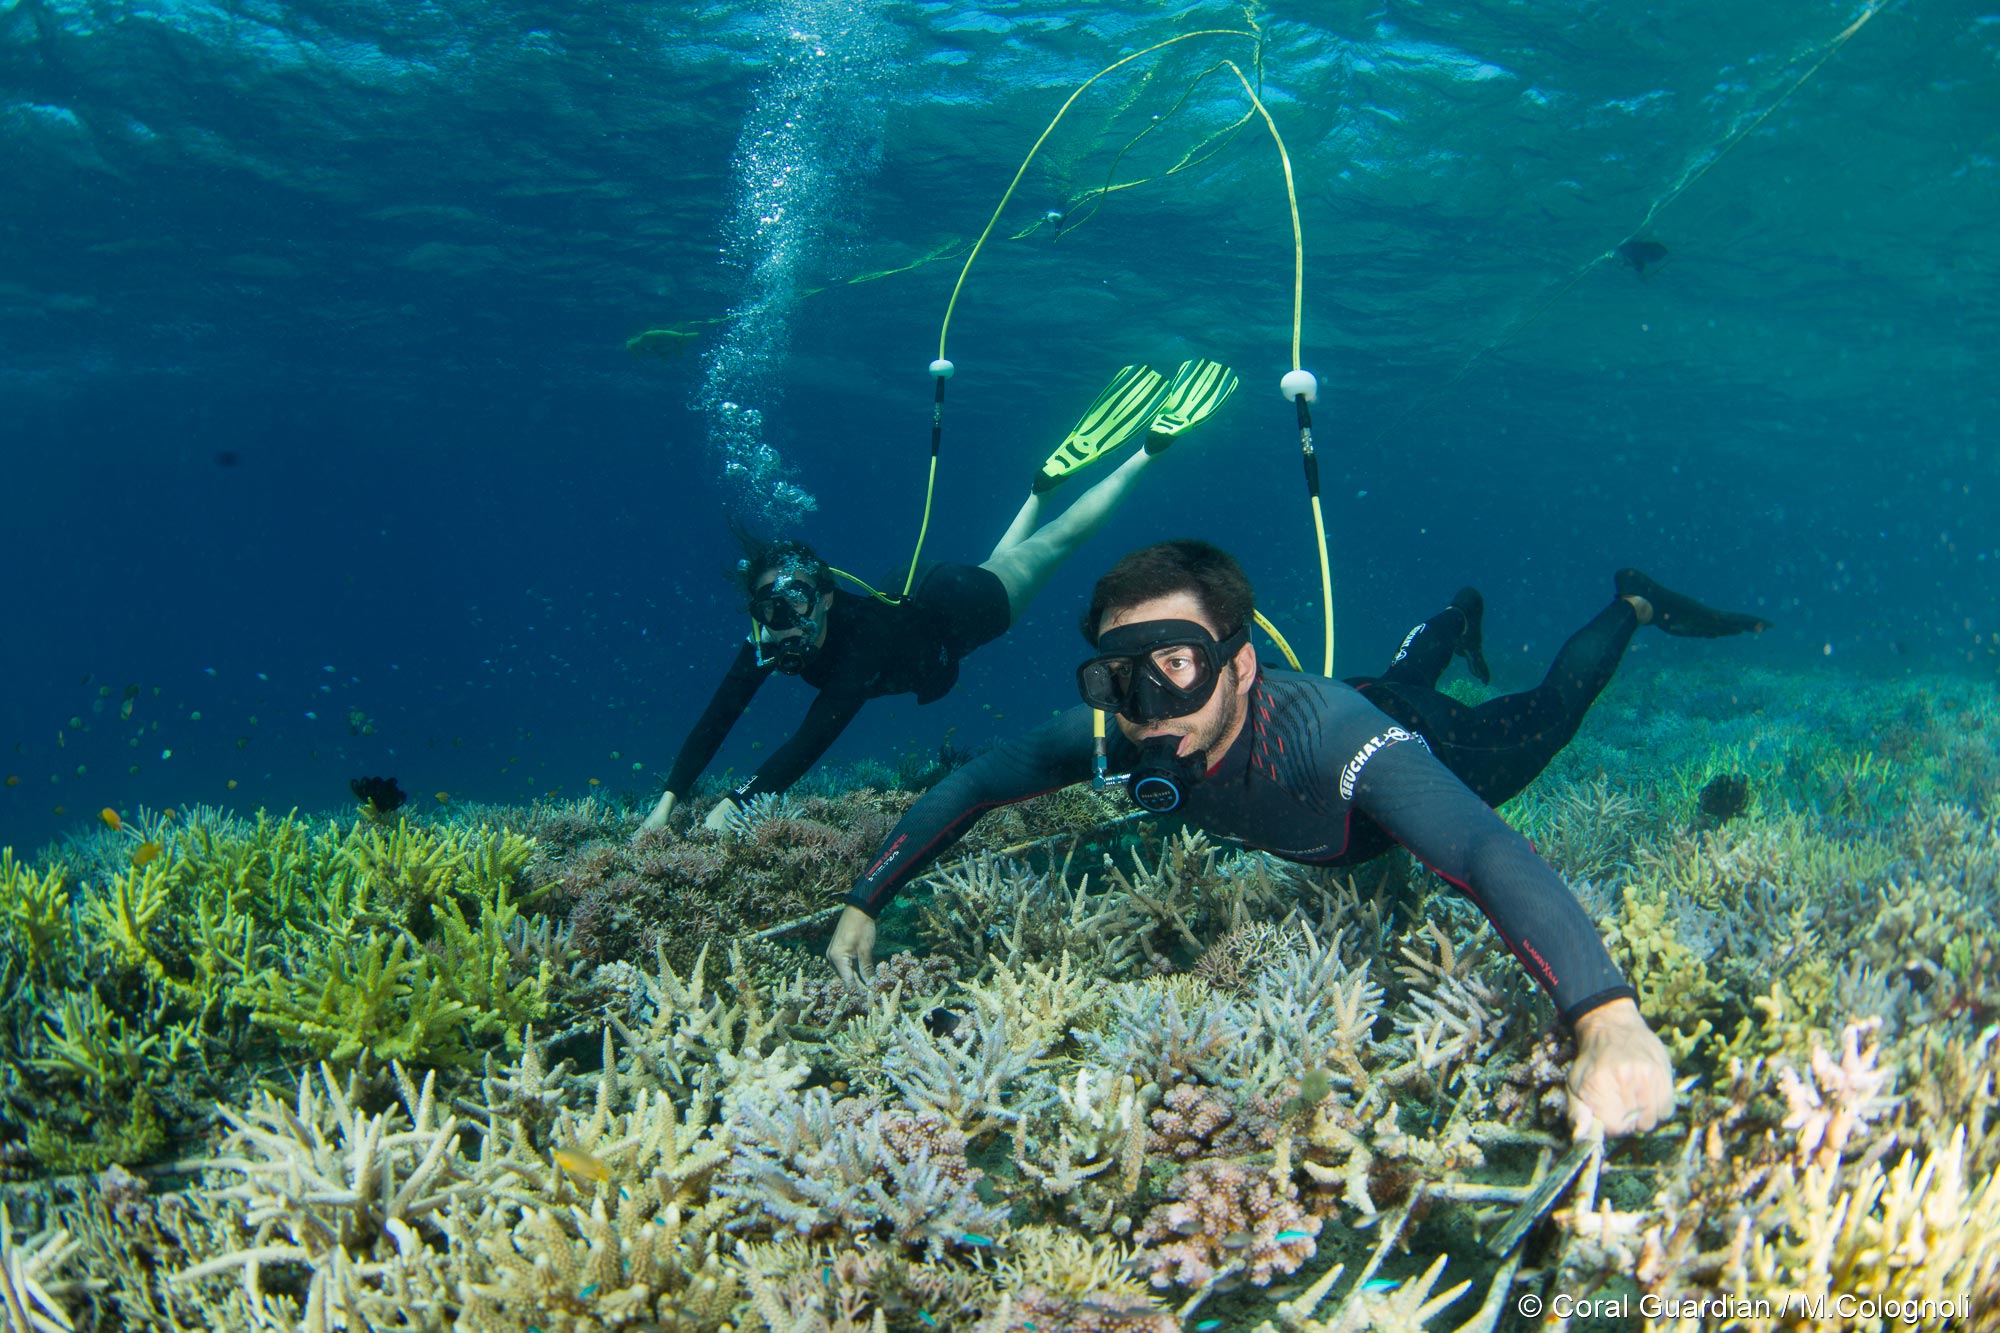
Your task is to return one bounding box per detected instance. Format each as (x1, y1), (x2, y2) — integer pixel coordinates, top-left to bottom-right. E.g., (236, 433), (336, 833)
(1095, 591), (1258, 760)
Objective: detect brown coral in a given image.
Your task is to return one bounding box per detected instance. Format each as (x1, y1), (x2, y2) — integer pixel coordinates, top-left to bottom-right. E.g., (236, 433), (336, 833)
(1135, 1160), (1320, 1289)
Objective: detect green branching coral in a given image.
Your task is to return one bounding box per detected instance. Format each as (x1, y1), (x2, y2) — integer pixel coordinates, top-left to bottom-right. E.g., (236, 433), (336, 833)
(0, 810), (565, 1177)
(24, 1084), (166, 1173)
(1, 849), (72, 975)
(238, 887), (548, 1067)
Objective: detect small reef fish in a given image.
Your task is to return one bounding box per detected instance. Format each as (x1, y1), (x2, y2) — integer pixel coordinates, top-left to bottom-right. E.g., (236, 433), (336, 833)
(131, 841), (163, 868)
(552, 1146), (610, 1188)
(434, 791), (450, 803)
(4, 775), (18, 787)
(100, 808), (122, 832)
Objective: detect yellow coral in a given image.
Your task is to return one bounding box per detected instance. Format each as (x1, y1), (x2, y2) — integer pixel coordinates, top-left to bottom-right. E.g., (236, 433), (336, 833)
(1, 848), (71, 971)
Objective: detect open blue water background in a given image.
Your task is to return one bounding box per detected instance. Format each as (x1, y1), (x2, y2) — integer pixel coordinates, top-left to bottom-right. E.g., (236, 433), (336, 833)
(2, 0), (1994, 852)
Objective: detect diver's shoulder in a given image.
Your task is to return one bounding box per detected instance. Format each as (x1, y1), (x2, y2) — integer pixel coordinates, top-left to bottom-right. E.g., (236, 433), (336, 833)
(1256, 666), (1365, 700)
(1255, 668), (1376, 723)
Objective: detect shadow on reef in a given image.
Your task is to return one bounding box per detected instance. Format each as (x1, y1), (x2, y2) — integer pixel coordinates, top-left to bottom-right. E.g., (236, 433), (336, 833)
(0, 665), (1997, 1330)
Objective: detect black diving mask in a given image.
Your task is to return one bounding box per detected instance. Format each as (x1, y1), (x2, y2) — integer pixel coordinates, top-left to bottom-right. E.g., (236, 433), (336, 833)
(1077, 619), (1250, 724)
(750, 573), (826, 674)
(750, 574), (820, 631)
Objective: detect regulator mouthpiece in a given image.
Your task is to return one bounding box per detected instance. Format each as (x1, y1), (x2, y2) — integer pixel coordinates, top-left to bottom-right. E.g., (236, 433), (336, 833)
(1128, 734), (1207, 815)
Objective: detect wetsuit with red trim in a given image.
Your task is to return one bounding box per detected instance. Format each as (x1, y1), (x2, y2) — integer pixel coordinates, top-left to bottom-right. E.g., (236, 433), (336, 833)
(844, 658), (1638, 1028)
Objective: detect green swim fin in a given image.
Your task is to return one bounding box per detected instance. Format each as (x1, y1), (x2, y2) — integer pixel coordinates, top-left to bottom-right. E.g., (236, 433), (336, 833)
(1142, 358), (1238, 455)
(1032, 364), (1168, 494)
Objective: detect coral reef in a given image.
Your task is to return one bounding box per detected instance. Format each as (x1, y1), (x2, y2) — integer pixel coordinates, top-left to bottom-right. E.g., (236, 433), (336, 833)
(2, 662), (1996, 1330)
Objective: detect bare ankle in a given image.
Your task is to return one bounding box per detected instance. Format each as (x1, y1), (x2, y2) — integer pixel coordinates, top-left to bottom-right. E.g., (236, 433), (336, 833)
(1622, 594), (1653, 625)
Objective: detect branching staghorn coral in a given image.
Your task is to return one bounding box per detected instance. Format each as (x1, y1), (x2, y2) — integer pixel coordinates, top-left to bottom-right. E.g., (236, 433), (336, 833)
(1101, 830), (1304, 964)
(916, 850), (1153, 977)
(960, 951), (1102, 1060)
(882, 1004), (1046, 1139)
(1009, 1066), (1156, 1226)
(1507, 775), (1646, 882)
(603, 942), (755, 1099)
(1213, 924), (1383, 1100)
(1, 850), (72, 977)
(1074, 978), (1248, 1088)
(0, 1201), (87, 1333)
(1376, 919), (1511, 1100)
(720, 1088), (1005, 1257)
(463, 1196), (743, 1332)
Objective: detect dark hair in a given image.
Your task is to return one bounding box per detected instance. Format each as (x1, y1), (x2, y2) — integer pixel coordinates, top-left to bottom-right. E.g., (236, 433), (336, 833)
(734, 526), (833, 601)
(1082, 540), (1256, 644)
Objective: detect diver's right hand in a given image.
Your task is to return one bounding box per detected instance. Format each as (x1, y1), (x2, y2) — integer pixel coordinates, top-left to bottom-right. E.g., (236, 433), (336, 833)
(827, 906), (878, 990)
(636, 791), (678, 839)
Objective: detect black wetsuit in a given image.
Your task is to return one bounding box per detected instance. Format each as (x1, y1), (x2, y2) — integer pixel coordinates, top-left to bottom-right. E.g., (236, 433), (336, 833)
(845, 597), (1644, 1026)
(664, 564), (1012, 803)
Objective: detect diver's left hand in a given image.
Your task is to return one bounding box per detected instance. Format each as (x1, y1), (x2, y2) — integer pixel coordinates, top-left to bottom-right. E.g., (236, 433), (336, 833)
(701, 797), (740, 833)
(826, 906), (878, 990)
(1568, 998), (1676, 1138)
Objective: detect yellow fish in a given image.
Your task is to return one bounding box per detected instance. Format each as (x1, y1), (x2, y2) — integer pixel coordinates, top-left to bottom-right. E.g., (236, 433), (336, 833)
(227, 779), (239, 790)
(587, 777), (601, 787)
(100, 807), (122, 832)
(131, 841), (163, 868)
(552, 1146), (610, 1188)
(434, 791), (450, 803)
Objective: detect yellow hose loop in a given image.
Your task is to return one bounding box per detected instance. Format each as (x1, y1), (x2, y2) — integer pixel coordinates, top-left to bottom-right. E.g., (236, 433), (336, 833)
(1218, 59), (1304, 372)
(937, 27), (1259, 362)
(1251, 611), (1302, 673)
(826, 565), (902, 605)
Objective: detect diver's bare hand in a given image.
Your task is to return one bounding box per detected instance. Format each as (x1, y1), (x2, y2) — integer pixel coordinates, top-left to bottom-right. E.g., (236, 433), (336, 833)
(635, 791), (678, 841)
(1568, 998), (1676, 1137)
(826, 906), (877, 990)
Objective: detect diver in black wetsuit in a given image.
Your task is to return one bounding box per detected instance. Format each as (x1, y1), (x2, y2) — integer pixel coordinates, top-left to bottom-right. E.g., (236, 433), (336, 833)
(827, 541), (1769, 1137)
(640, 360), (1243, 835)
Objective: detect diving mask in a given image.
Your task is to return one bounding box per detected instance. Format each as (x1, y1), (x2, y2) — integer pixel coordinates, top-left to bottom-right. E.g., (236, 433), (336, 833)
(1077, 619), (1250, 724)
(750, 572), (827, 674)
(750, 573), (821, 631)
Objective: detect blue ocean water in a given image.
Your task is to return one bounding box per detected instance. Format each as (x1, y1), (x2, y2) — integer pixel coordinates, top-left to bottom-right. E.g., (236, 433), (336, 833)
(1, 0), (1993, 853)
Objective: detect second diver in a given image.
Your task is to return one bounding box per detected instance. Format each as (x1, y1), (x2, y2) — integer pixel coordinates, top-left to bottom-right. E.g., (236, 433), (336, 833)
(640, 360), (1241, 834)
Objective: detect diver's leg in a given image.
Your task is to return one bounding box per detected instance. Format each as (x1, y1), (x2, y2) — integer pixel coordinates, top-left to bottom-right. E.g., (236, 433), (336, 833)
(990, 493), (1044, 561)
(1376, 588), (1488, 688)
(1424, 599), (1641, 805)
(1615, 569), (1771, 636)
(982, 445), (1155, 619)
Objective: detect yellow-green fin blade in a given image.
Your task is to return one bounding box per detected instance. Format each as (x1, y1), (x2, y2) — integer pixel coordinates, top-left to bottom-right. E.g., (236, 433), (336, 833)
(1033, 364), (1167, 494)
(1146, 359), (1239, 442)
